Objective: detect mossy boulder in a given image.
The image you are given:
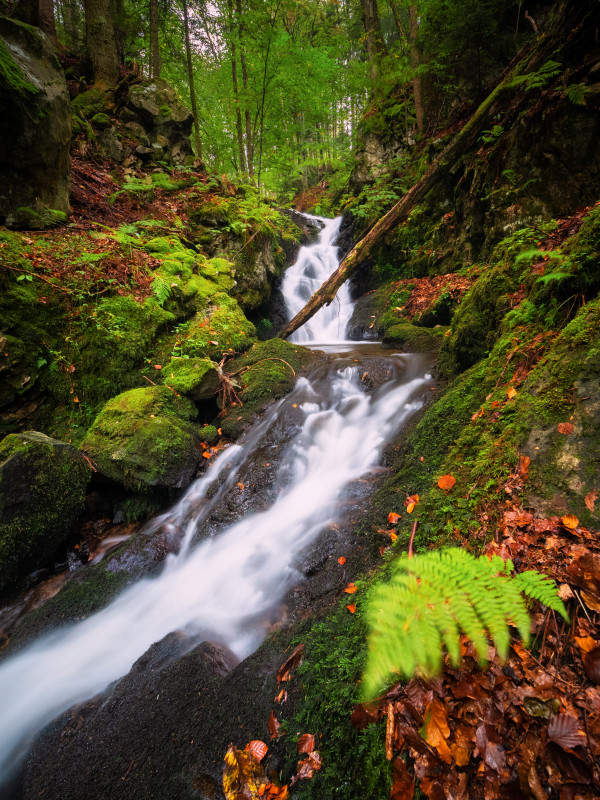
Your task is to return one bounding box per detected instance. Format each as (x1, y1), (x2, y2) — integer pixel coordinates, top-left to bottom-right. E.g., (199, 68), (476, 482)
(382, 323), (444, 352)
(90, 112), (111, 129)
(82, 387), (202, 492)
(220, 338), (314, 438)
(0, 431), (91, 589)
(0, 18), (71, 227)
(164, 357), (221, 401)
(173, 293), (257, 362)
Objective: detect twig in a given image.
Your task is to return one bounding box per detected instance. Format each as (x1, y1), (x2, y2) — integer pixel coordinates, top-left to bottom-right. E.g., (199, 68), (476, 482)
(573, 588), (594, 624)
(227, 357), (296, 379)
(2, 263), (75, 293)
(408, 520), (418, 559)
(466, 480), (479, 501)
(142, 374), (179, 398)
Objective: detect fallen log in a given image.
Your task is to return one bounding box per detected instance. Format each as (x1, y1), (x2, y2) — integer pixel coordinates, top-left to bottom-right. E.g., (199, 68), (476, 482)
(277, 0), (578, 341)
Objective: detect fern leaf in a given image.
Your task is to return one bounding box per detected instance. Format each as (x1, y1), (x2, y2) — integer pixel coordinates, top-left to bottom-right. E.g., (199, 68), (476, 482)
(362, 548), (566, 698)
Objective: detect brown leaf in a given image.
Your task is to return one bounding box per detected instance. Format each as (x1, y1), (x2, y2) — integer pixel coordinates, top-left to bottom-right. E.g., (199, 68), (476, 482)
(507, 387), (517, 399)
(350, 703), (379, 731)
(268, 711), (283, 740)
(585, 490), (598, 512)
(562, 514), (580, 530)
(404, 494), (419, 514)
(503, 509), (534, 527)
(581, 589), (600, 612)
(422, 698), (452, 764)
(450, 725), (474, 767)
(246, 740), (268, 762)
(575, 636), (598, 655)
(519, 455), (531, 478)
(547, 714), (585, 750)
(223, 744), (264, 800)
(526, 765), (547, 800)
(583, 646), (600, 684)
(344, 582), (357, 594)
(475, 723), (506, 772)
(437, 474), (456, 491)
(277, 644), (304, 683)
(558, 422), (575, 434)
(388, 512), (401, 524)
(292, 751), (322, 782)
(390, 756), (415, 800)
(297, 734), (316, 754)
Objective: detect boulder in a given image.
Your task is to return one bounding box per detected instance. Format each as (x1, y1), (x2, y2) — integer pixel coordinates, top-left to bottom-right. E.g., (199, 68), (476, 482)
(120, 79), (194, 165)
(81, 387), (203, 492)
(164, 357), (221, 401)
(0, 18), (71, 229)
(383, 323), (445, 352)
(0, 432), (91, 589)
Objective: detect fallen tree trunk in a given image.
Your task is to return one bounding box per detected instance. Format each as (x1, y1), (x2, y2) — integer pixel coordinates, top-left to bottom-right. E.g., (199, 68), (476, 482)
(277, 0), (576, 341)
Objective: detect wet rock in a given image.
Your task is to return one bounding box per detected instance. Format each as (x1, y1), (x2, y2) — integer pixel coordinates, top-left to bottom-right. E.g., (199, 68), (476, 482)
(0, 18), (71, 229)
(98, 126), (125, 162)
(346, 290), (386, 341)
(22, 637), (283, 800)
(121, 79), (194, 165)
(0, 432), (91, 590)
(81, 387), (203, 492)
(383, 323), (445, 352)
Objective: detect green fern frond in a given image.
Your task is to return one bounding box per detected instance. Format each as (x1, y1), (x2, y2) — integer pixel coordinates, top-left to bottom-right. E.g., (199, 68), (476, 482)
(152, 274), (171, 306)
(362, 548), (567, 698)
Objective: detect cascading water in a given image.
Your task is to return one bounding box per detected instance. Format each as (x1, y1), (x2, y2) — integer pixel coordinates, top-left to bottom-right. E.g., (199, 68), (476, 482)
(281, 216), (354, 343)
(0, 216), (432, 783)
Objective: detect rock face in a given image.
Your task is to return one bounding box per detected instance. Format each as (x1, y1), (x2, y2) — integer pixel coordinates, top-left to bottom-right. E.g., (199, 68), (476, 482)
(120, 79), (194, 165)
(81, 387), (203, 492)
(0, 432), (91, 589)
(0, 18), (71, 229)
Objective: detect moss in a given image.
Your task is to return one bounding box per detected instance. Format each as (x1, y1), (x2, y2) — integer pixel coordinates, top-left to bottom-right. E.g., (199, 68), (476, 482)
(71, 88), (108, 120)
(219, 339), (312, 438)
(281, 606), (391, 800)
(0, 37), (38, 101)
(200, 424), (219, 445)
(91, 112), (111, 129)
(81, 386), (201, 492)
(382, 322), (445, 352)
(172, 293), (256, 363)
(0, 432), (91, 589)
(164, 356), (220, 400)
(6, 206), (67, 230)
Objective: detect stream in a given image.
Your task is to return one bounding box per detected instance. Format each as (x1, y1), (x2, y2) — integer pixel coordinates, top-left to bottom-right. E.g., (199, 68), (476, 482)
(0, 216), (433, 785)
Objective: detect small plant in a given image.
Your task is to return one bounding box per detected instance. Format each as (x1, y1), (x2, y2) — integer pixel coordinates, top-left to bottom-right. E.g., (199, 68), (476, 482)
(362, 547), (566, 697)
(151, 274), (172, 306)
(509, 60), (561, 92)
(564, 83), (589, 106)
(479, 124), (504, 145)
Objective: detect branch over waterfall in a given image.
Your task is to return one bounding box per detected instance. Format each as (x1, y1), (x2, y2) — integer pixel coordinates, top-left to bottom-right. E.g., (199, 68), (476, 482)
(277, 0), (578, 341)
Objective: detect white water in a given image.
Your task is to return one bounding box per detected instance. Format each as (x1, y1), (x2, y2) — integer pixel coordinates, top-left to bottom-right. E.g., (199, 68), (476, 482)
(281, 215), (354, 343)
(0, 217), (431, 781)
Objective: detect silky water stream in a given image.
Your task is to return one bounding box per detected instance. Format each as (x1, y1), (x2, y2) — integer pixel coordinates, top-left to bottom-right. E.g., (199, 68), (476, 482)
(0, 216), (433, 782)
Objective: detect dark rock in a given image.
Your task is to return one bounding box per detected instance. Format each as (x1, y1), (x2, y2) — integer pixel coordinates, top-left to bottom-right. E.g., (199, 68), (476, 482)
(98, 126), (125, 162)
(0, 432), (91, 590)
(0, 18), (71, 228)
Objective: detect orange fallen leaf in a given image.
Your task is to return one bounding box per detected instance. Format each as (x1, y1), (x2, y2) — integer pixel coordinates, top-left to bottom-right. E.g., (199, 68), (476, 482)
(388, 512), (401, 524)
(344, 583), (357, 594)
(422, 698), (452, 764)
(277, 643), (304, 682)
(337, 556), (346, 565)
(237, 482), (245, 490)
(346, 604), (356, 613)
(297, 733), (316, 754)
(558, 422), (575, 434)
(562, 514), (579, 530)
(585, 490), (598, 512)
(154, 364), (162, 369)
(438, 474), (456, 491)
(471, 407), (484, 421)
(202, 451), (213, 459)
(404, 494), (419, 514)
(507, 387), (517, 399)
(246, 740), (269, 762)
(268, 711), (283, 740)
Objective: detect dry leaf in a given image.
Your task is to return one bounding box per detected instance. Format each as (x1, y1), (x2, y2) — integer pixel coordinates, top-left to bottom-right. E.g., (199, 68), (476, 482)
(337, 556), (346, 566)
(277, 644), (304, 683)
(246, 740), (268, 762)
(558, 422), (575, 434)
(583, 646), (600, 684)
(237, 482), (245, 490)
(507, 387), (517, 399)
(562, 514), (579, 530)
(585, 490), (598, 512)
(223, 744), (264, 800)
(297, 734), (316, 754)
(574, 636), (598, 654)
(422, 698), (452, 764)
(547, 715), (585, 750)
(388, 512), (401, 524)
(344, 583), (357, 594)
(438, 474), (456, 491)
(268, 711), (283, 740)
(346, 604), (356, 614)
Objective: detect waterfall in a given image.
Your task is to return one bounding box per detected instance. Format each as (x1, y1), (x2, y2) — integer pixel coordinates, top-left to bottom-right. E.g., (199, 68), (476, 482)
(0, 217), (432, 782)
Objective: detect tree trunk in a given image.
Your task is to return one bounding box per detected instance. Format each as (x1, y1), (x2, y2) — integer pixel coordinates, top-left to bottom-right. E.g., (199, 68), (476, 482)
(228, 0), (247, 175)
(277, 20), (569, 341)
(84, 0), (120, 86)
(236, 0), (254, 176)
(150, 0), (160, 78)
(409, 1), (424, 133)
(360, 0), (388, 83)
(182, 0), (203, 161)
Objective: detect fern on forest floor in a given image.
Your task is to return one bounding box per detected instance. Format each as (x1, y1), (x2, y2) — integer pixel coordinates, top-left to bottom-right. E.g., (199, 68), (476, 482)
(363, 547), (567, 698)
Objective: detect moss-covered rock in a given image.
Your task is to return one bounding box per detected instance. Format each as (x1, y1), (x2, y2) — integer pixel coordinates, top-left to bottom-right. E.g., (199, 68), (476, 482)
(164, 357), (221, 401)
(81, 387), (202, 492)
(382, 322), (445, 352)
(220, 338), (314, 438)
(90, 112), (111, 129)
(0, 431), (91, 589)
(0, 17), (71, 227)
